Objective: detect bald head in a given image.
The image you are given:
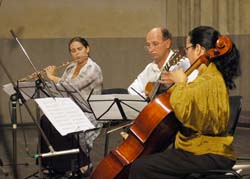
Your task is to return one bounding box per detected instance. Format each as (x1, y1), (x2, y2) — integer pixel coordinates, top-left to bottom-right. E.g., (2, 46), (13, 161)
(147, 27), (172, 41)
(145, 27), (172, 67)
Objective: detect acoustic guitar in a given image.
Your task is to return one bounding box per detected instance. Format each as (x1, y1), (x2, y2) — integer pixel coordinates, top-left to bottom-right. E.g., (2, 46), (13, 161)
(145, 49), (185, 100)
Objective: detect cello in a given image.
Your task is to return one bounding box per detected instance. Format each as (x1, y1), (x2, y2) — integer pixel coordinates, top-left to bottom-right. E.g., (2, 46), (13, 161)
(91, 36), (232, 179)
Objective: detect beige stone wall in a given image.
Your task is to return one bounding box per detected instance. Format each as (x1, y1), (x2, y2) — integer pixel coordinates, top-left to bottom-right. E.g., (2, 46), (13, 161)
(1, 0), (250, 124)
(1, 0), (249, 38)
(0, 0), (166, 38)
(165, 0), (249, 36)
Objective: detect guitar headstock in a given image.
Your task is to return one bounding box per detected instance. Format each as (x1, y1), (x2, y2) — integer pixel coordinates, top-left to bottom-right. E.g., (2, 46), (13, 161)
(168, 49), (185, 67)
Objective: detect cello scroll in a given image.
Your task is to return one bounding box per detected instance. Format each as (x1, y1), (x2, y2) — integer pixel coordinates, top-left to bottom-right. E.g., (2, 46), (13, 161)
(186, 36), (232, 76)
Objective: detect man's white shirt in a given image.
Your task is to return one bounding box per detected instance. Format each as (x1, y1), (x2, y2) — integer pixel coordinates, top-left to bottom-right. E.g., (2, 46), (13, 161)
(128, 50), (191, 96)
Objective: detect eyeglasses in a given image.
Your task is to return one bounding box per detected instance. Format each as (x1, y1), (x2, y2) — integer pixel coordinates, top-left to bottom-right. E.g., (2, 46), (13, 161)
(144, 41), (164, 50)
(184, 45), (193, 51)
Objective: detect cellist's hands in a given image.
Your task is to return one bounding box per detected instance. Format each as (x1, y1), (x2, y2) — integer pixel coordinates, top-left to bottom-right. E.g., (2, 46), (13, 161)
(159, 68), (187, 85)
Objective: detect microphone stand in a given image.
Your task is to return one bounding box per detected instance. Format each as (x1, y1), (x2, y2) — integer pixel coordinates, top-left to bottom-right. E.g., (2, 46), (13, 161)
(10, 93), (18, 179)
(5, 30), (57, 178)
(10, 29), (52, 98)
(8, 30), (83, 178)
(8, 30), (54, 152)
(0, 58), (55, 179)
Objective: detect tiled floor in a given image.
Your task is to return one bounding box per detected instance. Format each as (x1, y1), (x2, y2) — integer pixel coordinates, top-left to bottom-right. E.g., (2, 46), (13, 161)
(1, 122), (250, 179)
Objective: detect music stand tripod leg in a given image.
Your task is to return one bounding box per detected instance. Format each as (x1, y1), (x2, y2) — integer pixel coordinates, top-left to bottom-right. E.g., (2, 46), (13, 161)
(70, 133), (81, 177)
(35, 81), (42, 179)
(104, 121), (111, 157)
(24, 80), (47, 179)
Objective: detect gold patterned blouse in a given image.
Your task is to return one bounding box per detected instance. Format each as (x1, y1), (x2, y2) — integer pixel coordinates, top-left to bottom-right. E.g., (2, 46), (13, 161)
(170, 63), (235, 160)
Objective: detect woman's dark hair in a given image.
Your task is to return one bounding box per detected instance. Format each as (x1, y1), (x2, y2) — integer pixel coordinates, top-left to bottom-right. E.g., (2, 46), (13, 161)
(68, 36), (89, 51)
(188, 26), (241, 89)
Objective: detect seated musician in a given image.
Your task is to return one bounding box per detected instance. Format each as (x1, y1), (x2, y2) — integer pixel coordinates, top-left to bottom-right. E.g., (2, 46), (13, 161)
(129, 26), (241, 178)
(41, 36), (103, 177)
(127, 27), (190, 97)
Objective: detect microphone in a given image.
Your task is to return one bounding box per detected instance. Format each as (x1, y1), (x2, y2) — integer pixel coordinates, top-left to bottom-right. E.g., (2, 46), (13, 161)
(10, 29), (17, 40)
(33, 148), (80, 159)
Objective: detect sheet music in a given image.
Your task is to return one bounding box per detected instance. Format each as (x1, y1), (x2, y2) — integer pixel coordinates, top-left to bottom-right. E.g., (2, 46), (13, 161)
(35, 97), (95, 136)
(2, 82), (36, 100)
(88, 94), (147, 120)
(47, 81), (91, 112)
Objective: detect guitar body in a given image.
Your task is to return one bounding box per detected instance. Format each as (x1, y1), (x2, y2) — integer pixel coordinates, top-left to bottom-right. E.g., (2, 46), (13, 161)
(144, 81), (155, 97)
(145, 81), (169, 97)
(91, 93), (181, 179)
(145, 50), (185, 100)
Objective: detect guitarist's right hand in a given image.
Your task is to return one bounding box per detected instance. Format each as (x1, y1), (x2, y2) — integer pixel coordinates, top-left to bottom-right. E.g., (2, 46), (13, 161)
(159, 69), (187, 85)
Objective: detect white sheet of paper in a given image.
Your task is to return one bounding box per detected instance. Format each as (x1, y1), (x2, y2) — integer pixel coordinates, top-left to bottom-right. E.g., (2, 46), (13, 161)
(35, 97), (95, 136)
(2, 82), (36, 100)
(88, 94), (147, 120)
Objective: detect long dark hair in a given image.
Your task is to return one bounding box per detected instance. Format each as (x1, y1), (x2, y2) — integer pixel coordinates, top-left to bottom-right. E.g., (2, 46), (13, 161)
(188, 26), (241, 89)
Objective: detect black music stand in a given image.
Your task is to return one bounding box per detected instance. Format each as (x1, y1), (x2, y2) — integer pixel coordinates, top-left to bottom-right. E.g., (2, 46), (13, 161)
(0, 59), (56, 179)
(48, 81), (92, 113)
(36, 81), (100, 178)
(3, 29), (57, 179)
(21, 82), (90, 178)
(35, 96), (95, 177)
(87, 93), (147, 156)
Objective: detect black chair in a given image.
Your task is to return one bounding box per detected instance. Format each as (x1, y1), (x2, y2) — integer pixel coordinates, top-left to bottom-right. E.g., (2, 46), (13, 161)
(187, 96), (243, 179)
(101, 88), (128, 95)
(101, 88), (130, 156)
